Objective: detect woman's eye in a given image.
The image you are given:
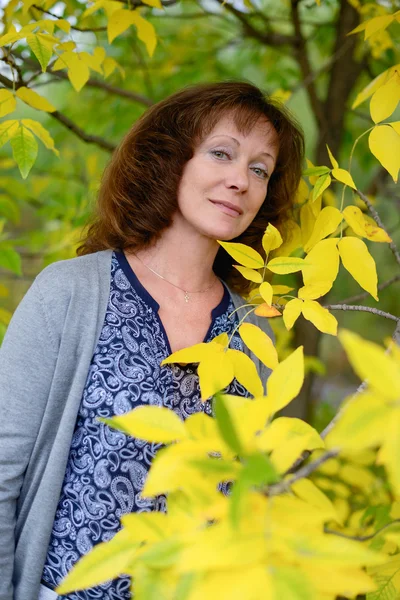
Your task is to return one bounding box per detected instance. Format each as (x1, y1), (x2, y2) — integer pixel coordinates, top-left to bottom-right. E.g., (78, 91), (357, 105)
(252, 167), (269, 179)
(211, 149), (230, 159)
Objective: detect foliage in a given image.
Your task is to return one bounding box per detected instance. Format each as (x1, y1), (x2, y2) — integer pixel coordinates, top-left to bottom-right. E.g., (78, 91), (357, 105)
(1, 0), (400, 598)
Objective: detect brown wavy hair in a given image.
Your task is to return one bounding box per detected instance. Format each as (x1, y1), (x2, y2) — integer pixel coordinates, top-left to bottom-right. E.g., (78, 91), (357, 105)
(77, 81), (304, 294)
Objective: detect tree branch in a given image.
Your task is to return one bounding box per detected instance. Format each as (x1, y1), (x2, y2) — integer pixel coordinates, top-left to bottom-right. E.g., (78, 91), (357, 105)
(354, 188), (400, 268)
(267, 450), (339, 496)
(50, 111), (116, 152)
(48, 70), (154, 106)
(324, 303), (400, 323)
(325, 519), (400, 542)
(213, 0), (298, 47)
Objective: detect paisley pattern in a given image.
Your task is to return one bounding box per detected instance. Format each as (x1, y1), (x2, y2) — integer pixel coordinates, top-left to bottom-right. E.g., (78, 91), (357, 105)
(41, 252), (247, 599)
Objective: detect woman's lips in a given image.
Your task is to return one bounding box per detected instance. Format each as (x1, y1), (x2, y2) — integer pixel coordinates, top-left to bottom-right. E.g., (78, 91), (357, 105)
(209, 199), (242, 217)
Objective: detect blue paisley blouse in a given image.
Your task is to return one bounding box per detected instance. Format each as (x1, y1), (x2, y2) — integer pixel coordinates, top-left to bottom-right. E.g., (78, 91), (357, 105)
(41, 251), (248, 599)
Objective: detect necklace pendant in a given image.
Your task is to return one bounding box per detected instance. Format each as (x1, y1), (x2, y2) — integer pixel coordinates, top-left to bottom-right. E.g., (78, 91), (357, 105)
(184, 291), (190, 303)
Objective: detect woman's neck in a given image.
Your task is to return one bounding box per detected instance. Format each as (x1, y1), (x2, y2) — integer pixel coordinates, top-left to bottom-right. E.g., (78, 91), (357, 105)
(128, 227), (220, 291)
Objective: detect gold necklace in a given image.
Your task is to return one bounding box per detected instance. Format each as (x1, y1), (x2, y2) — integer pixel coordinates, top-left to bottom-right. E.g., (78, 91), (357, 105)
(133, 253), (218, 303)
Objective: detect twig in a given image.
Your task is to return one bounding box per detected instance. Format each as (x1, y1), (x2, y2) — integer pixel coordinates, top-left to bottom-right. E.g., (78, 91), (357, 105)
(336, 275), (400, 305)
(50, 111), (116, 152)
(325, 519), (400, 542)
(48, 70), (153, 107)
(324, 303), (400, 323)
(214, 0), (298, 47)
(267, 450), (339, 496)
(355, 188), (400, 267)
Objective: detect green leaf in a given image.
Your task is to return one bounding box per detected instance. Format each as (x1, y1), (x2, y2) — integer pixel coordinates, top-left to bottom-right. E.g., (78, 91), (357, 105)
(303, 166), (331, 177)
(0, 120), (19, 149)
(27, 33), (54, 72)
(213, 393), (243, 455)
(0, 243), (22, 275)
(10, 126), (38, 178)
(312, 173), (331, 201)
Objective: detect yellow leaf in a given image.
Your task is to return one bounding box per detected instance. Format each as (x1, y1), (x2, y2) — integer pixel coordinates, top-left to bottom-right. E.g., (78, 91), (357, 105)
(343, 205), (391, 242)
(104, 405), (188, 443)
(338, 237), (378, 300)
(233, 265), (262, 283)
(218, 240), (264, 268)
(161, 342), (210, 365)
(21, 119), (59, 156)
(239, 322), (278, 370)
(259, 281), (273, 306)
(326, 145), (338, 169)
(55, 19), (71, 33)
(370, 70), (400, 124)
(107, 8), (134, 43)
(369, 125), (400, 183)
(272, 285), (294, 295)
(312, 173), (331, 202)
(303, 238), (339, 286)
(267, 256), (308, 274)
(364, 14), (394, 40)
(294, 178), (309, 203)
(226, 349), (263, 397)
(121, 512), (168, 543)
(271, 221), (302, 258)
(301, 300), (338, 335)
(262, 222), (283, 254)
(331, 168), (356, 189)
(53, 51), (90, 92)
(352, 64), (400, 109)
(267, 346), (304, 412)
(298, 282), (332, 300)
(141, 0), (162, 6)
(198, 348), (235, 400)
(258, 418), (324, 473)
(339, 329), (400, 401)
(376, 409), (400, 496)
(254, 303), (281, 317)
(56, 528), (136, 594)
(16, 86), (56, 112)
(325, 392), (390, 451)
(283, 298), (303, 331)
(0, 90), (16, 118)
(300, 203), (317, 248)
(80, 48), (105, 75)
(304, 207), (343, 252)
(57, 41), (76, 52)
(291, 479), (337, 520)
(213, 332), (229, 347)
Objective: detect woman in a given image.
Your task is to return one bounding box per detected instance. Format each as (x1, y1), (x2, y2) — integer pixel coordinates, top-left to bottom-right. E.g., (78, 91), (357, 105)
(0, 81), (304, 600)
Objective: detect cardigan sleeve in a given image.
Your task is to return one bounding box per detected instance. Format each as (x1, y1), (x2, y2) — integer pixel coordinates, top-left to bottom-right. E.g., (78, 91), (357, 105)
(0, 279), (58, 600)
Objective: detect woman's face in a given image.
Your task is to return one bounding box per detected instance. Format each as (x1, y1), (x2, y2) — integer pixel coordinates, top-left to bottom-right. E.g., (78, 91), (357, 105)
(175, 114), (279, 241)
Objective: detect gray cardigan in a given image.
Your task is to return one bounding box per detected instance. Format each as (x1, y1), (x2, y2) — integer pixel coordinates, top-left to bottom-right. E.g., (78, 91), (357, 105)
(0, 250), (274, 600)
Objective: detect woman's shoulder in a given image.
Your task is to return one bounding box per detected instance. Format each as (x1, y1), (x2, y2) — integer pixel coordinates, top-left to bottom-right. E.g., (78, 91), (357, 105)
(34, 249), (113, 296)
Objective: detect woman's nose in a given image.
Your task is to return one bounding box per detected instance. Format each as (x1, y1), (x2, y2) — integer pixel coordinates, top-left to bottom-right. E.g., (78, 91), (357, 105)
(224, 163), (249, 192)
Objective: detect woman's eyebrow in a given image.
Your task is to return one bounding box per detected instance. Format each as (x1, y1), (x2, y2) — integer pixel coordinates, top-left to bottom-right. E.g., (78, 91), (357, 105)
(207, 134), (275, 162)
